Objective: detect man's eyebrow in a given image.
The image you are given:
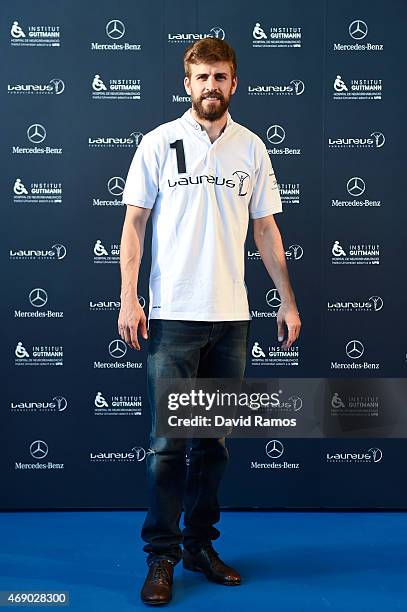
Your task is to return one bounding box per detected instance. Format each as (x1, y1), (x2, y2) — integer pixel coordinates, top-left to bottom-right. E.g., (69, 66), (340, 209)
(195, 72), (228, 77)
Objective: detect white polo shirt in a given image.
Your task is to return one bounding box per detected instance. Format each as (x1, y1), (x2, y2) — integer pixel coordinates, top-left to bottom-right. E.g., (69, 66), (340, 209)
(122, 108), (282, 322)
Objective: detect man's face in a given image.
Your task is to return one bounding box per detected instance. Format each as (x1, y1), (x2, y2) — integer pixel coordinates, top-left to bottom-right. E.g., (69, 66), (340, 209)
(184, 61), (237, 121)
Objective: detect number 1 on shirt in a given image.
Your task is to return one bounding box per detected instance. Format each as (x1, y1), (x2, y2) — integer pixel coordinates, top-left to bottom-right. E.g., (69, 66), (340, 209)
(170, 139), (186, 174)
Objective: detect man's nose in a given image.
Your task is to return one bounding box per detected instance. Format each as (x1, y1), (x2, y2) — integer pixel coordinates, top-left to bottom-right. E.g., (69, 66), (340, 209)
(205, 75), (219, 90)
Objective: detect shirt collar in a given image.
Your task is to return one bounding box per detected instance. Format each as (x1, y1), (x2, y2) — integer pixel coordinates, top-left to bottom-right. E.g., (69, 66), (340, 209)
(182, 107), (233, 132)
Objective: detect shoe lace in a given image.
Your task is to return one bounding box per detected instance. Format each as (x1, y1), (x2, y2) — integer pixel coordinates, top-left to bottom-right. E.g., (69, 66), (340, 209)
(151, 561), (172, 583)
(202, 544), (223, 568)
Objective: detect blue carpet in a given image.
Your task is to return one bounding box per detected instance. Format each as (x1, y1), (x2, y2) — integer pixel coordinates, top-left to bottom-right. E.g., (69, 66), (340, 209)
(0, 510), (406, 610)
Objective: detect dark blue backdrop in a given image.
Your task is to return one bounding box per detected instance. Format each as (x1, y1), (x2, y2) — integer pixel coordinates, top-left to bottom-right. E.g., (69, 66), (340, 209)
(2, 0), (406, 509)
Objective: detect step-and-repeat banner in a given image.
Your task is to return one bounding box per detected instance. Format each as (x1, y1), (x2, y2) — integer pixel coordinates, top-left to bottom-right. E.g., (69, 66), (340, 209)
(2, 0), (406, 509)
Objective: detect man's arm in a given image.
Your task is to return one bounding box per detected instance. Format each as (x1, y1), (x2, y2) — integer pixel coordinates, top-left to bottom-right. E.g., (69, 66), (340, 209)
(253, 214), (301, 350)
(118, 204), (151, 350)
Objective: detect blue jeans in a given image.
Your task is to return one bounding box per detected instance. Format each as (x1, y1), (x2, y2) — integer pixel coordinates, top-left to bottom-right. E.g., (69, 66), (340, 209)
(141, 319), (250, 566)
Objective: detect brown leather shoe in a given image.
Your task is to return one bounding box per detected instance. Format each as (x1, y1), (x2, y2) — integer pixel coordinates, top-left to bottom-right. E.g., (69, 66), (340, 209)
(182, 544), (241, 586)
(140, 559), (175, 605)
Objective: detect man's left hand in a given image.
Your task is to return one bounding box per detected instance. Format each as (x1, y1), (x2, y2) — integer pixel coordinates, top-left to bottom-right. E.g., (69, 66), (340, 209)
(277, 303), (301, 350)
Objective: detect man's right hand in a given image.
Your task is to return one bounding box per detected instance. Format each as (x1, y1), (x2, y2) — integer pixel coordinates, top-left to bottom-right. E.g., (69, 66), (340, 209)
(118, 297), (148, 350)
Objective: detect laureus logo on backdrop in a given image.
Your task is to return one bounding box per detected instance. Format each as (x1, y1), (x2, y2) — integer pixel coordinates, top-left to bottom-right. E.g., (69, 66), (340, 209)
(333, 74), (382, 101)
(10, 20), (61, 47)
(265, 125), (301, 156)
(326, 447), (383, 463)
(90, 446), (152, 463)
(94, 391), (143, 416)
(247, 390), (303, 415)
(91, 74), (141, 100)
(14, 440), (65, 471)
(88, 130), (143, 149)
(278, 183), (300, 205)
(248, 79), (305, 96)
(250, 340), (299, 367)
(331, 177), (382, 208)
(328, 131), (385, 149)
(330, 392), (379, 417)
(93, 240), (120, 263)
(11, 395), (68, 413)
(14, 288), (64, 319)
(13, 178), (63, 205)
(248, 243), (303, 262)
(91, 19), (141, 51)
(14, 342), (63, 367)
(330, 339), (380, 371)
(92, 176), (125, 207)
(9, 243), (67, 261)
(89, 295), (145, 311)
(331, 240), (380, 265)
(168, 26), (225, 43)
(93, 339), (142, 370)
(251, 440), (300, 470)
(8, 78), (65, 96)
(12, 123), (63, 155)
(333, 19), (383, 52)
(327, 294), (383, 313)
(252, 22), (301, 48)
(251, 288), (281, 319)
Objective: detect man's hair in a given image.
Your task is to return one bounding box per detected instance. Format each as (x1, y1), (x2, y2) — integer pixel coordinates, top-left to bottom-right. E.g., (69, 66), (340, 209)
(184, 38), (237, 80)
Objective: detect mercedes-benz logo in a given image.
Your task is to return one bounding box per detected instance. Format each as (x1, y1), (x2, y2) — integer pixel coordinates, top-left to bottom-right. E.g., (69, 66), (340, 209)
(345, 340), (364, 360)
(29, 288), (48, 308)
(265, 439), (284, 459)
(266, 288), (281, 309)
(30, 440), (48, 459)
(106, 19), (125, 39)
(109, 339), (127, 359)
(108, 176), (125, 196)
(349, 19), (368, 40)
(209, 27), (225, 40)
(27, 123), (46, 144)
(266, 124), (285, 145)
(347, 177), (365, 197)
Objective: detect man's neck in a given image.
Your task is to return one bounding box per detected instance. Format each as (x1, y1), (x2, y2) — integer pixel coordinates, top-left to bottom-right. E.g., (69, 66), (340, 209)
(190, 108), (228, 144)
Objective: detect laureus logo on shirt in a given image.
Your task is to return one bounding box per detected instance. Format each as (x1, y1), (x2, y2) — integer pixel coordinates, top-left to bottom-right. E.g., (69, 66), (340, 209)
(168, 170), (250, 196)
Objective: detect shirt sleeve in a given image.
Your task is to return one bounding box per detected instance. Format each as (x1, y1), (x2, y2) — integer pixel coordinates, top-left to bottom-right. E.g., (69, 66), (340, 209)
(121, 134), (159, 208)
(249, 141), (283, 219)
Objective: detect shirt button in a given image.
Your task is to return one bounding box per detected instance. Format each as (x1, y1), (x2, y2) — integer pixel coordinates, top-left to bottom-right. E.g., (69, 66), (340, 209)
(195, 125), (200, 130)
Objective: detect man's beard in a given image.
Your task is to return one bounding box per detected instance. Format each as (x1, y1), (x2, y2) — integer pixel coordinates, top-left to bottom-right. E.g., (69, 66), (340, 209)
(191, 89), (231, 121)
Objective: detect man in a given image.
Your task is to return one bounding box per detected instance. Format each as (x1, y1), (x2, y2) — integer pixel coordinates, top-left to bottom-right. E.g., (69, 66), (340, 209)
(118, 38), (301, 605)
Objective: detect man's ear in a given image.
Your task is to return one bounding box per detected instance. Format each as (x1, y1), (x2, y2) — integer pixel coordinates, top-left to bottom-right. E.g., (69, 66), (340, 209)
(184, 76), (191, 95)
(231, 75), (238, 96)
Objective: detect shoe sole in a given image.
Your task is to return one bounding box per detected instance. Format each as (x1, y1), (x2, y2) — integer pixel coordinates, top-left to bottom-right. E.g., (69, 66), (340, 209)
(182, 559), (241, 586)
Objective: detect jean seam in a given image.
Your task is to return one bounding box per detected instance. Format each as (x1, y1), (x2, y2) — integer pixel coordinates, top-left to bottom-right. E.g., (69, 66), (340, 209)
(185, 444), (206, 543)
